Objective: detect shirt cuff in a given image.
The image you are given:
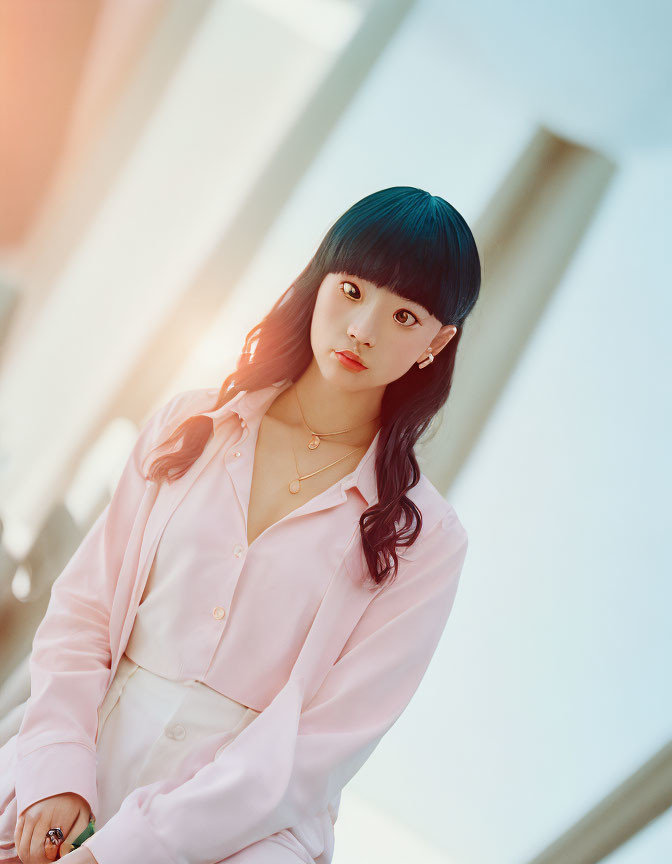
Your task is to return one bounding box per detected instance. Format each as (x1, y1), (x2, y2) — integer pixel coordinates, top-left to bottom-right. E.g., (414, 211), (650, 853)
(14, 741), (98, 818)
(83, 803), (176, 864)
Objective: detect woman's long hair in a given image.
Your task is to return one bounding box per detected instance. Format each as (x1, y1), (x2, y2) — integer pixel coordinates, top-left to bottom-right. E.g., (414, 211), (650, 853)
(146, 186), (480, 588)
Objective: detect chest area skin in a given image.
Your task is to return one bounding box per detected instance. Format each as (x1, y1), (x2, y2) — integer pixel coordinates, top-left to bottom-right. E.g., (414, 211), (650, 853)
(245, 413), (370, 548)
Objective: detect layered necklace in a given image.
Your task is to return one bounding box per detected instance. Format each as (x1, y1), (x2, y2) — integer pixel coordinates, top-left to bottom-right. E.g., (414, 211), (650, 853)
(286, 383), (381, 495)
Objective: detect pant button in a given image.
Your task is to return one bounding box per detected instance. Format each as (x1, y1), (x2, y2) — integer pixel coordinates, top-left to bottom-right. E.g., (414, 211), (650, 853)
(166, 723), (186, 740)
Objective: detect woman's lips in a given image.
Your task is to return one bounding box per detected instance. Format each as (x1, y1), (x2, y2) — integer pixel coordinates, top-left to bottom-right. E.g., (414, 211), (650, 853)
(334, 350), (367, 371)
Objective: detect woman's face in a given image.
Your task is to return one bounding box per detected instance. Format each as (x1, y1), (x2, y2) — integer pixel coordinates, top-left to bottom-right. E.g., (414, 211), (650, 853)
(310, 271), (456, 390)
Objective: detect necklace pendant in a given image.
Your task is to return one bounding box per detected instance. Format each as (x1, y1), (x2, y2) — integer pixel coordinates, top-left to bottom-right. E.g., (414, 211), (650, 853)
(308, 434), (320, 450)
(289, 478), (301, 494)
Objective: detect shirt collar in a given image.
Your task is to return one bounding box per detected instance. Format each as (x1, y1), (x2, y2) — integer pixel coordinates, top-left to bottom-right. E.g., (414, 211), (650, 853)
(196, 377), (380, 507)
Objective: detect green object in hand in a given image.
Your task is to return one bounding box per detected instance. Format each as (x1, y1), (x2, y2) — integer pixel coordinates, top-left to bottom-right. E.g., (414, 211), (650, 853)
(72, 816), (96, 849)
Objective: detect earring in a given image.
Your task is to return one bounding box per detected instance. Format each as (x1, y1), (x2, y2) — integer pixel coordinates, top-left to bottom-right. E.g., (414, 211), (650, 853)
(418, 350), (434, 369)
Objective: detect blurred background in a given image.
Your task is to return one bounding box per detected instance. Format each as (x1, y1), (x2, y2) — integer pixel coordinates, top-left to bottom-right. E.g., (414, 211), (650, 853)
(0, 0), (670, 862)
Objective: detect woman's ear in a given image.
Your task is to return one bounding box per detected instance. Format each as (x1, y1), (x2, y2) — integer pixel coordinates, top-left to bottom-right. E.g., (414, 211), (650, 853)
(424, 324), (457, 360)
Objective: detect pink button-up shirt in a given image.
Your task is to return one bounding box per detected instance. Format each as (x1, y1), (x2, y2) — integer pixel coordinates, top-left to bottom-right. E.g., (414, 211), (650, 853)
(8, 377), (469, 864)
(124, 379), (381, 711)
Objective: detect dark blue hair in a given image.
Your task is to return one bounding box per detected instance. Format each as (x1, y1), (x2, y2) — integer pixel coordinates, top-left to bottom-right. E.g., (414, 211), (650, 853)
(312, 186), (478, 328)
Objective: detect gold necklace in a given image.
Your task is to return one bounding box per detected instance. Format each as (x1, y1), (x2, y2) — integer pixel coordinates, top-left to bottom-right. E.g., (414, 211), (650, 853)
(292, 383), (381, 450)
(287, 427), (364, 494)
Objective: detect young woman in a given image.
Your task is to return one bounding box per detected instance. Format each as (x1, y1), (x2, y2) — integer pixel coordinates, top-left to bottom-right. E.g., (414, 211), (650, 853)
(0, 186), (480, 864)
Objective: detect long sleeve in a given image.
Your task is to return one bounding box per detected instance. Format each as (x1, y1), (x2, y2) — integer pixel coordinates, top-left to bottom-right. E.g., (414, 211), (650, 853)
(84, 508), (469, 864)
(13, 391), (190, 819)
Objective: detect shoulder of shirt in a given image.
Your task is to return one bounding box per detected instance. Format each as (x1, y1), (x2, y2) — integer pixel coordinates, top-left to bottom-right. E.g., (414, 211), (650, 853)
(153, 386), (221, 427)
(398, 472), (468, 561)
(140, 387), (219, 449)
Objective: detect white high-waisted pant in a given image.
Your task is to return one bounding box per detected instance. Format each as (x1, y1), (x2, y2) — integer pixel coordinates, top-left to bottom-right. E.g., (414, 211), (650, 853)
(94, 653), (258, 827)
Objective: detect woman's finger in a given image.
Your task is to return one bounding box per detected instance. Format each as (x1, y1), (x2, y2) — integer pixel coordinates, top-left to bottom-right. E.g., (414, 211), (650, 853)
(57, 809), (90, 858)
(13, 812), (25, 855)
(44, 822), (66, 861)
(16, 810), (36, 864)
(30, 806), (59, 863)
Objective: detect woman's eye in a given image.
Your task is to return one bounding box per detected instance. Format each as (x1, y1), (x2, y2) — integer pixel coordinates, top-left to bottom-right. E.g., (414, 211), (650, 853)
(394, 309), (419, 327)
(341, 281), (361, 300)
(340, 281), (419, 327)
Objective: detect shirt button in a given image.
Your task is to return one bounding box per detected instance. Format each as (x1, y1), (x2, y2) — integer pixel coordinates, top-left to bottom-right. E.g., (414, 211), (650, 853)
(213, 606), (226, 620)
(240, 418), (247, 428)
(233, 451), (241, 458)
(166, 724), (186, 740)
(233, 544), (244, 557)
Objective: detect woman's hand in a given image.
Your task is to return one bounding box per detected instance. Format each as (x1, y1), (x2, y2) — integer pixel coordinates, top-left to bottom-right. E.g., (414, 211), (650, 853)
(14, 792), (92, 863)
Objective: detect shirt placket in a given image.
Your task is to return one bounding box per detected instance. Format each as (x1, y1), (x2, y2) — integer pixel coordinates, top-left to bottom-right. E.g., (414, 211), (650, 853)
(131, 414), (250, 759)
